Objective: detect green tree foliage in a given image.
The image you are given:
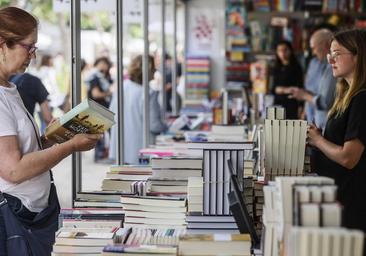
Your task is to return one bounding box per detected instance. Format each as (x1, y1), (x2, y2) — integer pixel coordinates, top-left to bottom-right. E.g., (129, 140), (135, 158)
(0, 0), (11, 7)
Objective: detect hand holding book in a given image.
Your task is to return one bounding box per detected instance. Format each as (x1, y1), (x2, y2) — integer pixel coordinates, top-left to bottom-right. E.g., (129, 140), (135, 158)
(307, 123), (322, 148)
(44, 98), (115, 144)
(68, 133), (103, 152)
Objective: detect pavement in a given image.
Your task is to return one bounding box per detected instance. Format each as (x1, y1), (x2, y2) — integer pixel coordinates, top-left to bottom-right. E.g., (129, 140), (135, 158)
(52, 149), (112, 208)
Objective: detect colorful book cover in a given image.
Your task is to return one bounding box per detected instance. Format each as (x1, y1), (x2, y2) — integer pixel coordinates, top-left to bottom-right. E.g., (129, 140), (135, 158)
(45, 98), (115, 143)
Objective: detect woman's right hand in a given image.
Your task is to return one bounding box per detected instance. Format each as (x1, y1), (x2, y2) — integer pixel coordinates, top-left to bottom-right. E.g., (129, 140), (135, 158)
(69, 133), (102, 152)
(307, 123), (322, 148)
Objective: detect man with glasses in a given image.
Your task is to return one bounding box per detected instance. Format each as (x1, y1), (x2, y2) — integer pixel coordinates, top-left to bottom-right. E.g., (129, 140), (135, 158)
(289, 29), (337, 131)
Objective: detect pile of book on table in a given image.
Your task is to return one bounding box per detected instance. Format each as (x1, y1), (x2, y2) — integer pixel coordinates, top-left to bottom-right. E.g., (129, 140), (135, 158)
(178, 233), (252, 256)
(262, 176), (365, 256)
(101, 226), (184, 255)
(147, 157), (203, 197)
(54, 208), (124, 254)
(121, 195), (187, 228)
(53, 226), (182, 256)
(101, 165), (152, 194)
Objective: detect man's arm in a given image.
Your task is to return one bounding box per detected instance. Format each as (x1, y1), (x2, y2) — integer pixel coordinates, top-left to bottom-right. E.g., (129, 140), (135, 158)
(39, 100), (53, 125)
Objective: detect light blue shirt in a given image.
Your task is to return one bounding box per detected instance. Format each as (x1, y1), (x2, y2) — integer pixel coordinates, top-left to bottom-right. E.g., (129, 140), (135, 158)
(109, 79), (167, 164)
(312, 64), (337, 130)
(304, 58), (326, 123)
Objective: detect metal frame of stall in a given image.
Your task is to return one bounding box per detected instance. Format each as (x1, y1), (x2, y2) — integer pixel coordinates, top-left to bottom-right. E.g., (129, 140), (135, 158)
(70, 0), (181, 206)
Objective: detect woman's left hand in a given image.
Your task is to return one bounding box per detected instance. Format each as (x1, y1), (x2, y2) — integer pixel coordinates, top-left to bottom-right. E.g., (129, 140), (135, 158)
(307, 123), (322, 147)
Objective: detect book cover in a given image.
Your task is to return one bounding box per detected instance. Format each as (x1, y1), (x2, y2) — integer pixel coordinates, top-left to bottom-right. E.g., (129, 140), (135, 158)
(45, 98), (115, 143)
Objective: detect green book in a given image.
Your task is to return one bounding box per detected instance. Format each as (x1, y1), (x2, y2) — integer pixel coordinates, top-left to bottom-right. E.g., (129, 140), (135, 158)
(45, 98), (115, 144)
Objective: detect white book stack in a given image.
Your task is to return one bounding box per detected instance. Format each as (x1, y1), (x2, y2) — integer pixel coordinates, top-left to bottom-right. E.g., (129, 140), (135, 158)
(261, 176), (358, 256)
(122, 227), (186, 246)
(149, 157), (203, 197)
(264, 106), (307, 180)
(52, 227), (122, 255)
(292, 184), (341, 227)
(188, 142), (254, 216)
(120, 196), (187, 229)
(274, 176), (335, 241)
(287, 227), (364, 256)
(187, 177), (203, 213)
(186, 215), (239, 234)
(210, 125), (246, 141)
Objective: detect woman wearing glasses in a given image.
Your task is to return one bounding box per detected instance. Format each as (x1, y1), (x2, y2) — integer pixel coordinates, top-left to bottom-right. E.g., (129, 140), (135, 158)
(0, 7), (101, 255)
(308, 29), (366, 236)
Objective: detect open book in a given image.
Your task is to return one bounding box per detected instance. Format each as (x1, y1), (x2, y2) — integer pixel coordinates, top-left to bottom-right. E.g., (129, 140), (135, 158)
(45, 98), (115, 143)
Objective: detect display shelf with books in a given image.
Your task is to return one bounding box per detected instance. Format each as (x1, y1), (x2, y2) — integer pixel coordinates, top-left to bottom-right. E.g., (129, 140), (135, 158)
(225, 0), (251, 88)
(185, 56), (210, 105)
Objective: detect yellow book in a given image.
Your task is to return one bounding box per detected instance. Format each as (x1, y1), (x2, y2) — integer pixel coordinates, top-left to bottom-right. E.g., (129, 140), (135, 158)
(45, 98), (115, 144)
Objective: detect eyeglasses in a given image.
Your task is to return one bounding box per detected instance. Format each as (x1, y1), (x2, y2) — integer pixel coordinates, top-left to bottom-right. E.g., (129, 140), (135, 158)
(17, 42), (38, 55)
(327, 51), (353, 63)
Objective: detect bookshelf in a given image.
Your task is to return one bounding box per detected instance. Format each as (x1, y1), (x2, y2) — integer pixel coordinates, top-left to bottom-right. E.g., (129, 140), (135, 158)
(185, 56), (210, 105)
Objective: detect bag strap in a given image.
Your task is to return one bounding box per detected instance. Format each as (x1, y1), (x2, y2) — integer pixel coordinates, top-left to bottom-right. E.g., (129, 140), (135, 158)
(25, 111), (54, 182)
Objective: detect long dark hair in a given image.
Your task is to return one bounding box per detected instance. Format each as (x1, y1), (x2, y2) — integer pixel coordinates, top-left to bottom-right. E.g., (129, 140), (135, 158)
(275, 40), (298, 67)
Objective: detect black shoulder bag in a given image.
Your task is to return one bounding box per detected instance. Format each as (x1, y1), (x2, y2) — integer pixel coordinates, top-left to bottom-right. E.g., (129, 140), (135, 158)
(0, 111), (60, 256)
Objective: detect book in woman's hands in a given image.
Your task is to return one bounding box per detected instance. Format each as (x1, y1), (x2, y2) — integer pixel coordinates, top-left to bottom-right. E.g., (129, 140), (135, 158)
(44, 98), (115, 144)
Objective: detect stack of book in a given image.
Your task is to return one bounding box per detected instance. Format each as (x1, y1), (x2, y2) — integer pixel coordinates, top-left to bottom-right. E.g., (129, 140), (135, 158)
(243, 177), (254, 218)
(102, 244), (177, 255)
(253, 180), (265, 234)
(59, 208), (124, 227)
(186, 215), (239, 234)
(287, 227), (364, 256)
(185, 56), (210, 104)
(262, 176), (338, 255)
(187, 177), (203, 213)
(101, 165), (152, 194)
(187, 142), (255, 215)
(264, 106), (307, 181)
(120, 196), (187, 229)
(210, 125), (246, 141)
(148, 157), (203, 196)
(178, 234), (251, 256)
(120, 227), (185, 246)
(243, 159), (256, 177)
(146, 178), (187, 197)
(74, 191), (125, 208)
(52, 227), (122, 255)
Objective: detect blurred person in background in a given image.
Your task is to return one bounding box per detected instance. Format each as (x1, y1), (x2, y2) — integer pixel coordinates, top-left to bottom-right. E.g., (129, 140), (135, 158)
(85, 56), (114, 162)
(9, 73), (53, 129)
(290, 29), (337, 130)
(154, 52), (182, 112)
(36, 54), (68, 131)
(109, 54), (167, 164)
(271, 40), (304, 119)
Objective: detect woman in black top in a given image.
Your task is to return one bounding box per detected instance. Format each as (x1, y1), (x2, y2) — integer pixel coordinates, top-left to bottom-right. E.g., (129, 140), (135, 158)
(308, 29), (366, 233)
(271, 40), (303, 119)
